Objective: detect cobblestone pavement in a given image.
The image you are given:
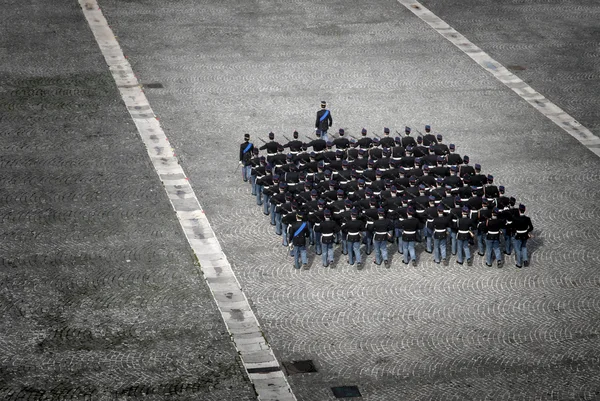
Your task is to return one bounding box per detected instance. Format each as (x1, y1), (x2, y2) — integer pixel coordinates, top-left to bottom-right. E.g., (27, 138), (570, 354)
(0, 0), (256, 400)
(1, 0), (600, 400)
(420, 0), (600, 137)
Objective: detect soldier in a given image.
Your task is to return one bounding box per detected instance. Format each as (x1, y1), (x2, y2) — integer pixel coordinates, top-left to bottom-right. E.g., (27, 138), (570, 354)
(431, 134), (449, 156)
(333, 128), (350, 150)
(422, 125), (437, 147)
(315, 101), (333, 141)
(282, 130), (304, 155)
(316, 209), (340, 267)
(454, 206), (475, 265)
(401, 126), (417, 148)
(399, 206), (421, 266)
(510, 204), (534, 268)
(357, 128), (373, 149)
(259, 132), (281, 163)
(446, 143), (463, 167)
(288, 211), (310, 270)
(239, 133), (254, 182)
(342, 208), (366, 269)
(458, 155), (475, 178)
(305, 130), (328, 153)
(483, 174), (499, 201)
(432, 204), (451, 265)
(372, 208), (394, 267)
(380, 127), (395, 148)
(484, 208), (505, 267)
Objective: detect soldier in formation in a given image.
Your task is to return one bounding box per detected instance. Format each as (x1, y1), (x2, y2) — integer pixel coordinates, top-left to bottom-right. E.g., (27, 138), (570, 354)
(241, 124), (534, 270)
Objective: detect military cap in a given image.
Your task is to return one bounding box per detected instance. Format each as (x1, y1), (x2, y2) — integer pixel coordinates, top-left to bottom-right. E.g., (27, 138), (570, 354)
(384, 127), (390, 133)
(425, 125), (431, 131)
(268, 132), (275, 139)
(437, 204), (445, 211)
(339, 128), (345, 135)
(519, 204), (526, 212)
(463, 155), (470, 163)
(436, 134), (443, 140)
(407, 206), (415, 215)
(474, 163), (481, 170)
(377, 207), (385, 214)
(324, 208), (332, 216)
(462, 206), (469, 212)
(244, 133), (250, 139)
(361, 128), (367, 135)
(449, 144), (455, 150)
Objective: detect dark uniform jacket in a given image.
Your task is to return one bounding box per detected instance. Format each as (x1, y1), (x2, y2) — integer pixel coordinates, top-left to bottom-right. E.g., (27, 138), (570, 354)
(509, 214), (533, 240)
(342, 219), (365, 242)
(398, 217), (421, 241)
(372, 218), (394, 241)
(316, 219), (340, 243)
(316, 109), (333, 132)
(288, 220), (310, 246)
(239, 141), (254, 164)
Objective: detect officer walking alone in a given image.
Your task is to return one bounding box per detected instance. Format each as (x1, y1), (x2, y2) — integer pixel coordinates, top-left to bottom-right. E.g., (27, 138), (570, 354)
(316, 101), (333, 142)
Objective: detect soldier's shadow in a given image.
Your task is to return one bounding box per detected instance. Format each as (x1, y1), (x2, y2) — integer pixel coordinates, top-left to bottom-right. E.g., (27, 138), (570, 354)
(527, 228), (544, 258)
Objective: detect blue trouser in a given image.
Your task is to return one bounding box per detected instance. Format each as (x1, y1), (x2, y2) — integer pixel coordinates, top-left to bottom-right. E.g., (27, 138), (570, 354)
(477, 231), (485, 254)
(341, 233), (348, 254)
(255, 184), (263, 205)
(456, 238), (471, 263)
(449, 228), (457, 255)
(281, 223), (289, 246)
(402, 240), (416, 263)
(275, 212), (282, 234)
(242, 165), (251, 182)
(395, 228), (404, 253)
(262, 194), (270, 214)
(322, 242), (334, 265)
(433, 236), (447, 263)
(362, 231), (372, 254)
(270, 206), (277, 225)
(513, 237), (528, 266)
(321, 131), (329, 142)
(503, 229), (513, 254)
(293, 245), (307, 268)
(374, 239), (388, 264)
(423, 226), (433, 252)
(348, 241), (361, 265)
(485, 238), (501, 265)
(250, 174), (257, 195)
(314, 232), (322, 254)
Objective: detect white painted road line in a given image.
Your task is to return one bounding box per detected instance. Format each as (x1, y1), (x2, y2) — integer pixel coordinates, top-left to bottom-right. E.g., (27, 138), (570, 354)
(397, 0), (600, 158)
(78, 1), (297, 400)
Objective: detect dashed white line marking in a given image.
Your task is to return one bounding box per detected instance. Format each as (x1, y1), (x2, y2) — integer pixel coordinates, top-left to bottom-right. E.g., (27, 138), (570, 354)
(78, 1), (297, 400)
(397, 0), (600, 158)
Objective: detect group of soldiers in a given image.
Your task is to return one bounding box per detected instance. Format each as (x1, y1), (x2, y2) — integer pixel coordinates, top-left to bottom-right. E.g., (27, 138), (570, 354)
(238, 105), (534, 270)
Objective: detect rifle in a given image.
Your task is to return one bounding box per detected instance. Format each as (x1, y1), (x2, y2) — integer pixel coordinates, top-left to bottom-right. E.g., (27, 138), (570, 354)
(233, 162), (242, 173)
(257, 137), (267, 144)
(283, 134), (292, 142)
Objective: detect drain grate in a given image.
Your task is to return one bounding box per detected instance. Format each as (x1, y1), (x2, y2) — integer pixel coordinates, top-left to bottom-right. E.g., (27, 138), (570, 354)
(507, 65), (526, 71)
(144, 82), (164, 88)
(331, 386), (362, 398)
(282, 360), (317, 375)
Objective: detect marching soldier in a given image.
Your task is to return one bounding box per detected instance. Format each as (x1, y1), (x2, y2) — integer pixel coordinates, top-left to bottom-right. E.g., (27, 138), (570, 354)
(342, 209), (366, 269)
(380, 127), (395, 148)
(282, 130), (304, 154)
(239, 133), (254, 182)
(398, 206), (422, 266)
(371, 208), (394, 267)
(510, 204), (534, 268)
(316, 209), (341, 267)
(484, 207), (506, 267)
(422, 125), (437, 147)
(333, 128), (350, 149)
(288, 211), (310, 270)
(356, 128), (373, 149)
(455, 206), (475, 265)
(432, 204), (451, 265)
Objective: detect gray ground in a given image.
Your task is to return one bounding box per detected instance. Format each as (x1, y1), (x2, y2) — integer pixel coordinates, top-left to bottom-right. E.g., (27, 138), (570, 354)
(1, 0), (600, 400)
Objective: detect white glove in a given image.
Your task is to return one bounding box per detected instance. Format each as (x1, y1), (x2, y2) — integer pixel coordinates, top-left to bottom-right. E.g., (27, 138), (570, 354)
(238, 161), (242, 165)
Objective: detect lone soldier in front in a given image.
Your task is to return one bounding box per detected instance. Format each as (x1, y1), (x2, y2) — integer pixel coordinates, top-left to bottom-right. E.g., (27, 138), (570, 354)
(315, 100), (333, 142)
